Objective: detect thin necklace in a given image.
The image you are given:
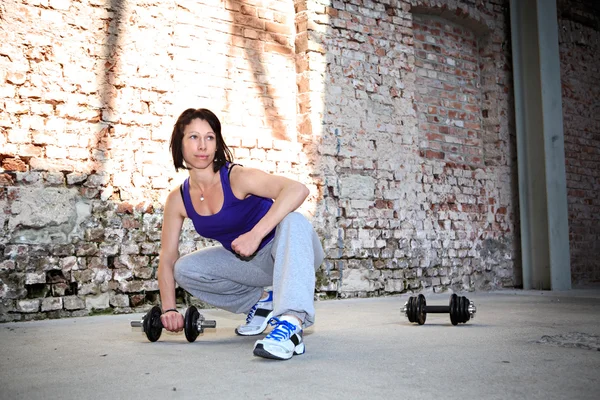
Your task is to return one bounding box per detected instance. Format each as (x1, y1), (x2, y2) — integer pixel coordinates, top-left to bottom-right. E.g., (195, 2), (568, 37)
(198, 173), (218, 202)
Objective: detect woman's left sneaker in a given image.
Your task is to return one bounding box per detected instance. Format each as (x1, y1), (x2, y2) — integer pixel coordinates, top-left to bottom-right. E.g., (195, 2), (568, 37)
(253, 317), (304, 360)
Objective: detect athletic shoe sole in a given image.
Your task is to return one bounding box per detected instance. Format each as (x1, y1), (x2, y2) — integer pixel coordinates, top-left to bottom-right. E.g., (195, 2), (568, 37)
(253, 343), (305, 360)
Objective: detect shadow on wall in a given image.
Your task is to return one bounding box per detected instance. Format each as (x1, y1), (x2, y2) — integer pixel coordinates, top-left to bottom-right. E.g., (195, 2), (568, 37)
(224, 0), (289, 140)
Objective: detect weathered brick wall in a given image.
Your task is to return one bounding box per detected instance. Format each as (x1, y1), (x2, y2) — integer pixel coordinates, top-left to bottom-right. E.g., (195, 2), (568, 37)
(308, 0), (517, 297)
(558, 0), (600, 284)
(0, 0), (305, 321)
(9, 0), (598, 322)
(413, 14), (484, 166)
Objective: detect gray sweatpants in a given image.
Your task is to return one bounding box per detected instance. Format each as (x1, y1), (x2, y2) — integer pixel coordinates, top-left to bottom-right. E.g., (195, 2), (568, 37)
(173, 212), (324, 328)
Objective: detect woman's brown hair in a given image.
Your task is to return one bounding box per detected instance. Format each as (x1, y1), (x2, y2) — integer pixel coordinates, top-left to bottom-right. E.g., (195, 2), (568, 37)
(169, 108), (233, 172)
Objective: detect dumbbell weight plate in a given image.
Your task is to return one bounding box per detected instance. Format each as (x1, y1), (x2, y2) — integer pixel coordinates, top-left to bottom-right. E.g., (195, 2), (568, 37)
(449, 294), (458, 326)
(185, 305), (201, 343)
(406, 296), (416, 322)
(416, 294), (426, 325)
(144, 306), (163, 342)
(461, 295), (470, 323)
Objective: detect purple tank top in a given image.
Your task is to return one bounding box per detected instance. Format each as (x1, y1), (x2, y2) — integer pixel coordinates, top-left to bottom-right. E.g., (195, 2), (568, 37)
(181, 163), (275, 253)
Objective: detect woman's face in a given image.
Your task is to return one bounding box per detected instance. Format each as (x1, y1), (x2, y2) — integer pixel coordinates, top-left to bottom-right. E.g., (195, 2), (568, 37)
(181, 118), (218, 170)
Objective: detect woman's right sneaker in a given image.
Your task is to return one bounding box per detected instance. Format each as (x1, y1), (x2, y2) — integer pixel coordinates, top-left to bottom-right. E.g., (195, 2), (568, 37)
(235, 291), (274, 336)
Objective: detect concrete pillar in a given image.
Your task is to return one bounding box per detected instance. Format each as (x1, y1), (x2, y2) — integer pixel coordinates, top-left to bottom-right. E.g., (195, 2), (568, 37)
(509, 0), (571, 290)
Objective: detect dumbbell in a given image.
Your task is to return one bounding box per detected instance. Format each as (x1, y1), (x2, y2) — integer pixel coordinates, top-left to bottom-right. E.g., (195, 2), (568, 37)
(401, 294), (476, 325)
(130, 305), (217, 342)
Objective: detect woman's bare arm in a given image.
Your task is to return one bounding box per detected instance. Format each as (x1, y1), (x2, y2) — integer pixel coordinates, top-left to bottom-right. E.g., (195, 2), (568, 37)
(157, 188), (186, 332)
(229, 166), (309, 257)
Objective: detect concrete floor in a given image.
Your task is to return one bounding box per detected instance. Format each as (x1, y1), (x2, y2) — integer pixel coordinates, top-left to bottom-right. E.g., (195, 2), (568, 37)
(1, 289), (600, 400)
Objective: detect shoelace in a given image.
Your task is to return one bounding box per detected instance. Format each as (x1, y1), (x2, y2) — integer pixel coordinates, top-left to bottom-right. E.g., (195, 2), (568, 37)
(245, 303), (258, 324)
(265, 318), (297, 342)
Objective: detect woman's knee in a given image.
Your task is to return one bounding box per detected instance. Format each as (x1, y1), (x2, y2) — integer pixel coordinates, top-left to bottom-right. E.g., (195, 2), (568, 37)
(280, 211), (310, 229)
(173, 247), (221, 283)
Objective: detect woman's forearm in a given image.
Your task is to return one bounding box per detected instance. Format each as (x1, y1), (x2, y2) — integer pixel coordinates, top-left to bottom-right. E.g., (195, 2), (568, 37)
(157, 257), (178, 310)
(251, 182), (309, 239)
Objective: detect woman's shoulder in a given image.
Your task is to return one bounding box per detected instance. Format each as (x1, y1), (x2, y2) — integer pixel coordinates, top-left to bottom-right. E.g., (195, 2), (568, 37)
(225, 161), (242, 171)
(166, 178), (187, 197)
(164, 182), (187, 211)
(226, 162), (250, 180)
(227, 163), (265, 175)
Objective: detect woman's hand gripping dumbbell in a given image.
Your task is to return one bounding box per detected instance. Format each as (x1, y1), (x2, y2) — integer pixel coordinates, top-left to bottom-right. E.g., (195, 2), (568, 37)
(130, 305), (217, 342)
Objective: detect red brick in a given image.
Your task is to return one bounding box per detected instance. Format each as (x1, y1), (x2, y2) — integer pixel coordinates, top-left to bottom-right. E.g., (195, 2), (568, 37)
(264, 42), (292, 55)
(117, 202), (134, 214)
(240, 4), (257, 16)
(135, 202), (154, 214)
(2, 157), (28, 172)
(0, 173), (15, 186)
(265, 21), (291, 35)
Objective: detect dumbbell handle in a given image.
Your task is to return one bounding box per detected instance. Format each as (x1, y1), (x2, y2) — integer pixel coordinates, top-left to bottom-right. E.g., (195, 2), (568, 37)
(425, 305), (450, 313)
(130, 318), (216, 331)
(426, 303), (476, 317)
(201, 320), (217, 328)
(130, 321), (143, 329)
(130, 318), (162, 332)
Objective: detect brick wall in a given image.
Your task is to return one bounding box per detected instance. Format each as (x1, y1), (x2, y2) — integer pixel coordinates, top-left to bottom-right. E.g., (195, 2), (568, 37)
(558, 0), (600, 284)
(308, 0), (517, 297)
(0, 0), (306, 321)
(2, 0), (595, 322)
(414, 14), (483, 166)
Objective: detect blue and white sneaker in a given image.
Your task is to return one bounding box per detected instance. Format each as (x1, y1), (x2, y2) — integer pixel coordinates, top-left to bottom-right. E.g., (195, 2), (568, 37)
(235, 291), (274, 336)
(253, 317), (305, 360)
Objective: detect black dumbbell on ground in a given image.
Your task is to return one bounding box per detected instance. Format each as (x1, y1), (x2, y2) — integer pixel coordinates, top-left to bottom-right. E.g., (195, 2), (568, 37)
(401, 293), (476, 325)
(130, 305), (217, 342)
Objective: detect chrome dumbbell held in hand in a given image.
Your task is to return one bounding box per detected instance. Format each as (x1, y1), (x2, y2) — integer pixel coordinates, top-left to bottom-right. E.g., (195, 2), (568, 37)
(401, 294), (476, 325)
(131, 305), (217, 342)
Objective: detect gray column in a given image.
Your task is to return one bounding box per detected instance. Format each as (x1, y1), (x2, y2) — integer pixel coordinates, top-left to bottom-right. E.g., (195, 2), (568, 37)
(509, 0), (571, 290)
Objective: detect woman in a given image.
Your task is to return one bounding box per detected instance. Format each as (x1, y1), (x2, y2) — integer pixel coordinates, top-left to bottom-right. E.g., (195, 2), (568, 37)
(157, 108), (324, 360)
